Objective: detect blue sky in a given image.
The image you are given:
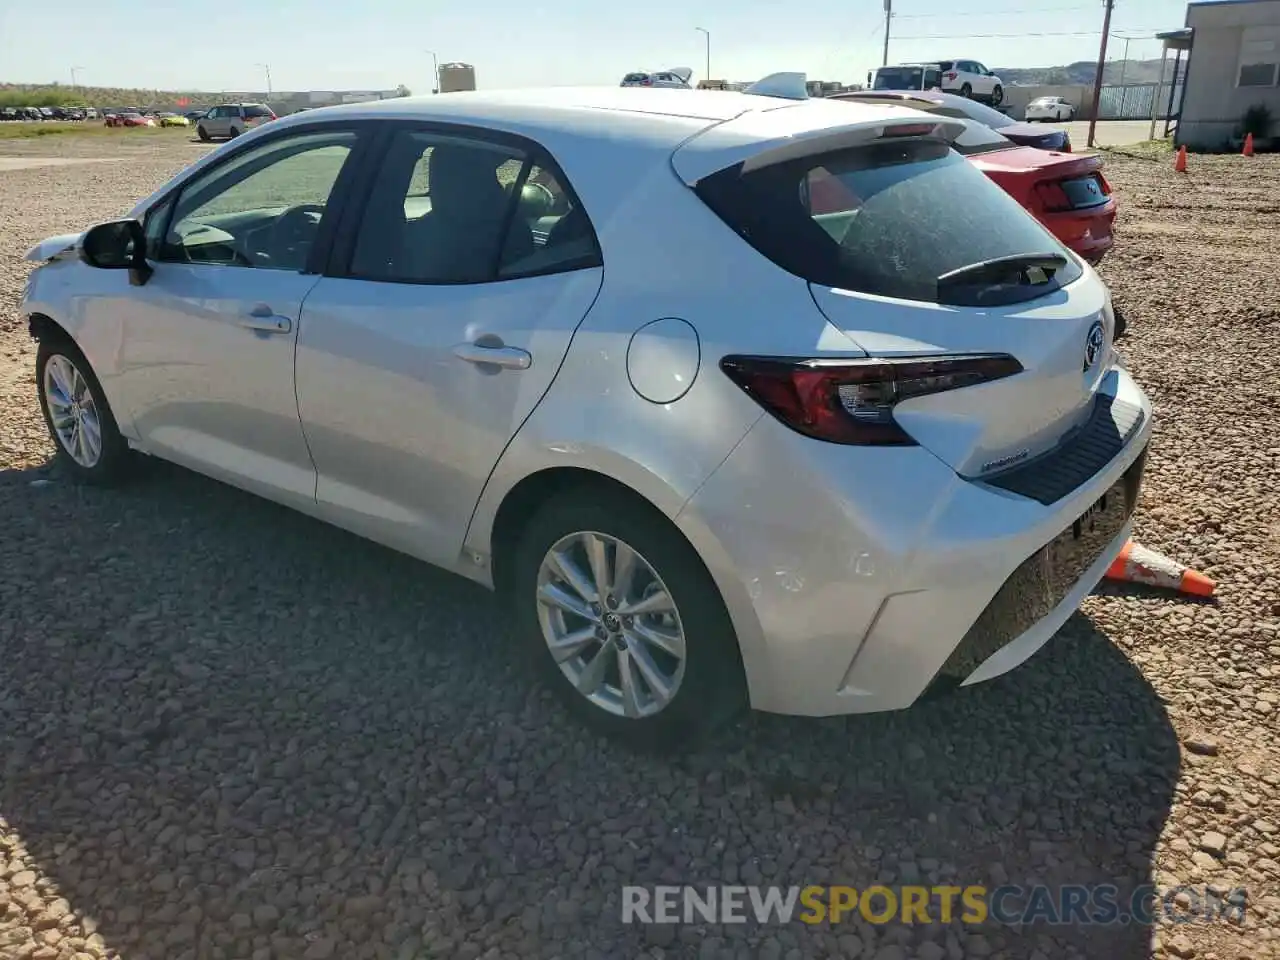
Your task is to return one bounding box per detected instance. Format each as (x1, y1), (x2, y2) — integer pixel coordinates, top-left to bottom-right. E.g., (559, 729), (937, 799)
(1, 0), (1191, 92)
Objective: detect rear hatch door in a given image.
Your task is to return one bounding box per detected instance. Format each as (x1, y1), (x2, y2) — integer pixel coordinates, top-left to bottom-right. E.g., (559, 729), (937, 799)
(686, 125), (1117, 478)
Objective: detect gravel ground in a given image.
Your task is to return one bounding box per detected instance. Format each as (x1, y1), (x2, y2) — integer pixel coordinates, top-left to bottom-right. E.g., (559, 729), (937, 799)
(1, 136), (1278, 960)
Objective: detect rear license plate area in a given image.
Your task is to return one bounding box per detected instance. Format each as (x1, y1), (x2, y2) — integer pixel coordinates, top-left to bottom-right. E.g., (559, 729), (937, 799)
(1061, 174), (1109, 210)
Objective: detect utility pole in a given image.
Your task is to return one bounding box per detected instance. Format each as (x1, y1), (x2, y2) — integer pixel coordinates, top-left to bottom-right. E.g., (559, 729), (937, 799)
(70, 66), (84, 90)
(425, 50), (439, 93)
(1117, 35), (1132, 87)
(695, 27), (710, 84)
(1086, 0), (1115, 149)
(255, 63), (273, 98)
(882, 0), (893, 67)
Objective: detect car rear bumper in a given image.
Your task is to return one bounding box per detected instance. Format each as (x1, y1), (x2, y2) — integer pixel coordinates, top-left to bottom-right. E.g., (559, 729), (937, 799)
(675, 364), (1151, 717)
(1044, 200), (1116, 263)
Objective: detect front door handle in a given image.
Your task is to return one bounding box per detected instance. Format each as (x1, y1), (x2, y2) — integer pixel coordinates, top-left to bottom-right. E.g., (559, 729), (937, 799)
(452, 342), (532, 370)
(240, 304), (292, 335)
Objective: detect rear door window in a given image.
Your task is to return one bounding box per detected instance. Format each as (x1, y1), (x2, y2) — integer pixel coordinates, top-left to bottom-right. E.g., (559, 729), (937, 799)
(694, 137), (1081, 305)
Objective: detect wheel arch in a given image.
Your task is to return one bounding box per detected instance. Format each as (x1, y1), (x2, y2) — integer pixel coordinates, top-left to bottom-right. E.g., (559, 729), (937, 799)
(28, 312), (75, 346)
(476, 459), (772, 710)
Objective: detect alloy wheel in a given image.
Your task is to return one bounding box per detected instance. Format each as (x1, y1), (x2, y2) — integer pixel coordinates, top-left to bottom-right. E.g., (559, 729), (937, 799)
(43, 354), (103, 468)
(535, 530), (687, 719)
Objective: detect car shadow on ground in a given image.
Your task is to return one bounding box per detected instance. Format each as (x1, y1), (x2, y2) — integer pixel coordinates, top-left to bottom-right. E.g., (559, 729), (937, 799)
(0, 458), (1180, 959)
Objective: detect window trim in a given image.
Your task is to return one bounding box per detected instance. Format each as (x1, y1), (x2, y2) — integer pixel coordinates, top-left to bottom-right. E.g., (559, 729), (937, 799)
(323, 119), (603, 286)
(141, 120), (380, 276)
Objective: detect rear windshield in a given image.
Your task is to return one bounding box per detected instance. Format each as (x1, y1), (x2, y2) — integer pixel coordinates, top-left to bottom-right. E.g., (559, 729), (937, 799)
(873, 67), (925, 90)
(951, 97), (1015, 129)
(244, 105), (273, 118)
(694, 138), (1081, 305)
(949, 119), (1016, 156)
(937, 60), (955, 71)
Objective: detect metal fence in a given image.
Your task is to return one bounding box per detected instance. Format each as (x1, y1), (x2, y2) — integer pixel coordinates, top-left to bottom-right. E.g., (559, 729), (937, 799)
(1098, 81), (1184, 120)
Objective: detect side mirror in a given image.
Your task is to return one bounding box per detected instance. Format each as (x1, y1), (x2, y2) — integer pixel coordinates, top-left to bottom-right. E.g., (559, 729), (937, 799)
(80, 219), (152, 285)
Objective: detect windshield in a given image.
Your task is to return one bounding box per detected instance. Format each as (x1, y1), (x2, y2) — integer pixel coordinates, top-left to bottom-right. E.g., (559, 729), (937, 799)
(694, 137), (1079, 305)
(873, 67), (925, 90)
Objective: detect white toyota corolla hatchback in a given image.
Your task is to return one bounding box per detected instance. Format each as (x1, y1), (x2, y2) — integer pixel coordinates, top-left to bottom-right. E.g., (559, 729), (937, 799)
(22, 87), (1151, 748)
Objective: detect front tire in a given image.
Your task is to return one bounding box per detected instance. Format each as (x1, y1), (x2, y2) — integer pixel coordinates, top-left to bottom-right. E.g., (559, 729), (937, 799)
(508, 487), (747, 750)
(36, 338), (131, 484)
(197, 125), (210, 141)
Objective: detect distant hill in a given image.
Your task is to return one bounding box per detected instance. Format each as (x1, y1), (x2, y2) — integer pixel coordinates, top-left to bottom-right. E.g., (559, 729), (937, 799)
(992, 59), (1170, 86)
(0, 82), (212, 109)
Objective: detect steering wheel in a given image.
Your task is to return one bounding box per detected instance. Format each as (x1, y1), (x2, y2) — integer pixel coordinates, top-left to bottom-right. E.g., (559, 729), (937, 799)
(267, 203), (326, 270)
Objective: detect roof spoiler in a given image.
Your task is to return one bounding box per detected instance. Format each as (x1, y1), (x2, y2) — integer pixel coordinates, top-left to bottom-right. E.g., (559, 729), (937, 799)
(743, 72), (809, 100)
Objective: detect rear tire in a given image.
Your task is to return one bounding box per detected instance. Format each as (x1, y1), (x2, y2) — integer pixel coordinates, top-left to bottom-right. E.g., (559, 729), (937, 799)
(229, 126), (241, 139)
(960, 82), (972, 98)
(507, 486), (748, 751)
(35, 337), (132, 485)
(990, 85), (1004, 106)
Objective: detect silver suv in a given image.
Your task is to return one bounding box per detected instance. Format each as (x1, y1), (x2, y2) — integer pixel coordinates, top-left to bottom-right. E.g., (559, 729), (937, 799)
(196, 103), (276, 142)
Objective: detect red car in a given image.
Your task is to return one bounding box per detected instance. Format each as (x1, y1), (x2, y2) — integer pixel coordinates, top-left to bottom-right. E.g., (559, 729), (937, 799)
(827, 95), (1116, 263)
(104, 111), (155, 128)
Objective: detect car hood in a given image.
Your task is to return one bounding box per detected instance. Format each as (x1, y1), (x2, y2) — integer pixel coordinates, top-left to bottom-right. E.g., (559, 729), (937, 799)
(24, 232), (82, 262)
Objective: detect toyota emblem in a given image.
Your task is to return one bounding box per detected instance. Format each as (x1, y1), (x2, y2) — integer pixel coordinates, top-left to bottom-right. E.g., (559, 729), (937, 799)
(1084, 320), (1105, 370)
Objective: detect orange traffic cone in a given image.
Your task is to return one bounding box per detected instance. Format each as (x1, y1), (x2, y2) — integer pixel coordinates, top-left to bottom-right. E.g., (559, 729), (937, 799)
(1243, 133), (1255, 157)
(1104, 540), (1215, 597)
(1174, 146), (1188, 172)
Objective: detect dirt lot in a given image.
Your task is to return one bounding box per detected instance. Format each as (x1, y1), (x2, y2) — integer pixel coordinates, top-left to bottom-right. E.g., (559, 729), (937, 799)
(0, 134), (1278, 960)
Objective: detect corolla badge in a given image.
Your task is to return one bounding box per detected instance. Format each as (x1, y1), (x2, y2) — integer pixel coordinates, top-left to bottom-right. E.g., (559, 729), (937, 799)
(1084, 319), (1105, 371)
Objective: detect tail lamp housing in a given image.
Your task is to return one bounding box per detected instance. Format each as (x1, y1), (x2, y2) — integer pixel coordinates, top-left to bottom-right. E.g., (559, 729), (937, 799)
(720, 354), (1023, 446)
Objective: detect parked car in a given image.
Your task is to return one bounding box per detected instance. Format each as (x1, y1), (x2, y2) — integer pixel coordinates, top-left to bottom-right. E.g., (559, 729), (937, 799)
(1026, 96), (1077, 122)
(20, 89), (1145, 747)
(867, 63), (943, 92)
(834, 90), (1072, 152)
(196, 103), (276, 141)
(620, 68), (693, 89)
(105, 111), (155, 128)
(828, 95), (1113, 263)
(933, 59), (1004, 105)
(158, 112), (191, 128)
(0, 107), (18, 121)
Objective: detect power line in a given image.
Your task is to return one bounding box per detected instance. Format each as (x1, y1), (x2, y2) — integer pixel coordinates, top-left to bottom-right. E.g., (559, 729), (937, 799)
(891, 27), (1165, 39)
(894, 5), (1093, 18)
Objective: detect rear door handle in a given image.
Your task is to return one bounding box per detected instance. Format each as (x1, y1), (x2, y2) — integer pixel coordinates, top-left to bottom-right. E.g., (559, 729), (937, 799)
(239, 304), (292, 335)
(452, 342), (532, 370)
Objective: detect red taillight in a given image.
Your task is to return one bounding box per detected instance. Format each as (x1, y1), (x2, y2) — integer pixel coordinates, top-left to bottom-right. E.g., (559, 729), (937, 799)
(880, 122), (938, 139)
(1034, 181), (1073, 212)
(944, 72), (957, 81)
(720, 354), (1023, 445)
(1095, 173), (1111, 195)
